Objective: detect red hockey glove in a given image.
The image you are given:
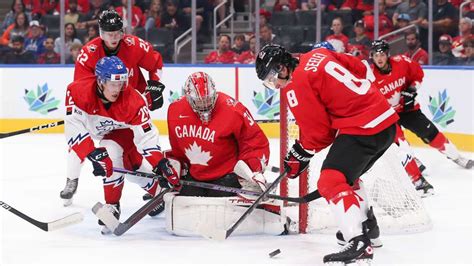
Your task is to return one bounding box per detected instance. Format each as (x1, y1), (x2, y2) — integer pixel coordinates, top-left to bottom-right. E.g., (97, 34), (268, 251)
(87, 147), (113, 177)
(401, 86), (417, 112)
(153, 158), (181, 190)
(145, 80), (165, 111)
(284, 141), (314, 179)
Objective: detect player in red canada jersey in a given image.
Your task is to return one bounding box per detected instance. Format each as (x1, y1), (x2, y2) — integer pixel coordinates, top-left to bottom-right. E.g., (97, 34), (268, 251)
(167, 71), (269, 194)
(370, 40), (473, 176)
(256, 43), (399, 264)
(61, 10), (166, 207)
(64, 56), (179, 233)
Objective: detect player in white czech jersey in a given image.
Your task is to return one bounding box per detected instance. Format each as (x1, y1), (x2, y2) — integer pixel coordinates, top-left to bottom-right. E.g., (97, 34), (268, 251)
(64, 56), (179, 233)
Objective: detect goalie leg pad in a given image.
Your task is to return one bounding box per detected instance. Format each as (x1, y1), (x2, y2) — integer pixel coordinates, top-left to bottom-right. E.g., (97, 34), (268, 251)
(164, 193), (286, 237)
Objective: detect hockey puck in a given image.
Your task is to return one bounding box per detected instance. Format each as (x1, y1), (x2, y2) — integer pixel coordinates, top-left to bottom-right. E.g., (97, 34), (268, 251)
(269, 249), (281, 258)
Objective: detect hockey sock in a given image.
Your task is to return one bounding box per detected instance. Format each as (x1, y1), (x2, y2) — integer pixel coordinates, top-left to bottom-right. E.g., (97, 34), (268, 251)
(103, 176), (124, 204)
(429, 133), (460, 160)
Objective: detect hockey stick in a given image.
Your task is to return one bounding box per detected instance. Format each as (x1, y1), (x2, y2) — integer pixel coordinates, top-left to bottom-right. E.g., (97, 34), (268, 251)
(112, 167), (316, 203)
(0, 201), (83, 231)
(0, 120), (64, 139)
(197, 168), (289, 240)
(92, 187), (172, 236)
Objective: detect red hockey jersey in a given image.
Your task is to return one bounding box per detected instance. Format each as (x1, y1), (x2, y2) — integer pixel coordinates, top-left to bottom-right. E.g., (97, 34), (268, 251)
(74, 35), (163, 93)
(371, 55), (424, 113)
(65, 76), (163, 167)
(284, 48), (398, 152)
(167, 92), (269, 181)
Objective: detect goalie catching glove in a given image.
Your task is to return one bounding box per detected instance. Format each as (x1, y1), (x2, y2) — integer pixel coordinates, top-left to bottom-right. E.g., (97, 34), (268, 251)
(401, 86), (417, 112)
(145, 80), (165, 111)
(87, 147), (113, 177)
(153, 158), (181, 190)
(284, 141), (314, 179)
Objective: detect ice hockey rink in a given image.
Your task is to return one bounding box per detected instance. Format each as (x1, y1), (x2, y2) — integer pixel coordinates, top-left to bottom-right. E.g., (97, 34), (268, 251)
(1, 134), (473, 265)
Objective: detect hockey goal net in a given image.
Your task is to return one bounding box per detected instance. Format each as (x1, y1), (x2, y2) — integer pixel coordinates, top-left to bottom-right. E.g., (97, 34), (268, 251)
(279, 93), (432, 234)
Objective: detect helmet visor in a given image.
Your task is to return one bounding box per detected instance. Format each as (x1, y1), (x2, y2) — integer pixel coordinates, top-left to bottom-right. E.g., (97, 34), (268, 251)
(100, 29), (124, 45)
(262, 68), (280, 90)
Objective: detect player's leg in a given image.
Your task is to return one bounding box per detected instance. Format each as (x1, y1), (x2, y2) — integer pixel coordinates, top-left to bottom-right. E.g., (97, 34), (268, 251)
(394, 124), (434, 196)
(319, 124), (395, 264)
(399, 110), (473, 169)
(60, 150), (83, 206)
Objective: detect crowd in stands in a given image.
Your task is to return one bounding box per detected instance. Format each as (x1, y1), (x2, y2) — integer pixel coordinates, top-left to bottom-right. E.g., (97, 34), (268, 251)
(0, 0), (472, 65)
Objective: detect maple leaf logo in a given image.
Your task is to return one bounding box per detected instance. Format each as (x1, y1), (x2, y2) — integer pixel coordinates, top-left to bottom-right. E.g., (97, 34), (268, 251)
(185, 141), (212, 166)
(387, 91), (401, 108)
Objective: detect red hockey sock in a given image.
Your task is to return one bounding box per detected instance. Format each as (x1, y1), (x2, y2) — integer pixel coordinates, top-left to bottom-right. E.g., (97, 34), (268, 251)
(405, 159), (422, 182)
(429, 133), (448, 152)
(103, 178), (124, 204)
(317, 169), (355, 203)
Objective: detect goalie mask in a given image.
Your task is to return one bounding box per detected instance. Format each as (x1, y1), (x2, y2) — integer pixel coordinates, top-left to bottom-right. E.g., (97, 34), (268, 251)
(183, 72), (217, 124)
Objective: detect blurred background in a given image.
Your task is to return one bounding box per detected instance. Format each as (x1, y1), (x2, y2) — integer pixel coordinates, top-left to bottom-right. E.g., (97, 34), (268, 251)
(0, 0), (472, 65)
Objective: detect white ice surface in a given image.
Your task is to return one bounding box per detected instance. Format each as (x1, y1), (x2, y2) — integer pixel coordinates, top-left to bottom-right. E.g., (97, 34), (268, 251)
(0, 134), (473, 265)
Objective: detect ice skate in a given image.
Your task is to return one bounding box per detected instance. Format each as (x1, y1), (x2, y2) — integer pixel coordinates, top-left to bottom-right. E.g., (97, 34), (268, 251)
(60, 178), (78, 207)
(99, 203), (120, 235)
(336, 207), (382, 248)
(324, 234), (373, 265)
(414, 157), (428, 175)
(414, 176), (434, 197)
(453, 157), (474, 169)
(143, 193), (165, 217)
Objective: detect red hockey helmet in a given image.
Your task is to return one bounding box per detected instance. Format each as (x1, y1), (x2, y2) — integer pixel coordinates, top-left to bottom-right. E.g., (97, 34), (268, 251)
(183, 72), (217, 124)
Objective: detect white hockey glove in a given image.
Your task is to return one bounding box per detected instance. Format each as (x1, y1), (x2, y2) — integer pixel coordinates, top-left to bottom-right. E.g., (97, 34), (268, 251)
(234, 160), (268, 193)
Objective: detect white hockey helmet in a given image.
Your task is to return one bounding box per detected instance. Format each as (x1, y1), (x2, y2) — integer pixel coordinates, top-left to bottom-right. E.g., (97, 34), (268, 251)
(183, 71), (218, 124)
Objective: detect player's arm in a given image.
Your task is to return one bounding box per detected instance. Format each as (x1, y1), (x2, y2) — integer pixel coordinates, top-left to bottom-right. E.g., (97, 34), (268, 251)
(129, 95), (180, 188)
(135, 37), (165, 110)
(400, 56), (424, 112)
(73, 48), (94, 81)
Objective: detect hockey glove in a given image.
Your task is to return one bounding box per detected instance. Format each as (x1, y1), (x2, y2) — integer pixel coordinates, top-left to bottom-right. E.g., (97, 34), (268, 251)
(145, 80), (165, 111)
(87, 147), (113, 177)
(153, 158), (181, 190)
(284, 141), (314, 179)
(401, 86), (417, 112)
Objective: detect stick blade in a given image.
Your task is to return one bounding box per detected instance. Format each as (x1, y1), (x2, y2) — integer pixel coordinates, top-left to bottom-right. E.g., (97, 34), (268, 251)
(47, 212), (84, 231)
(92, 202), (120, 232)
(197, 221), (227, 241)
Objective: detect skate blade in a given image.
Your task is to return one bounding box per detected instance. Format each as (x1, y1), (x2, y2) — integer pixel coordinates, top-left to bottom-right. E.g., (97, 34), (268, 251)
(101, 226), (112, 235)
(419, 189), (435, 198)
(356, 258), (372, 266)
(63, 198), (73, 207)
(337, 240), (382, 249)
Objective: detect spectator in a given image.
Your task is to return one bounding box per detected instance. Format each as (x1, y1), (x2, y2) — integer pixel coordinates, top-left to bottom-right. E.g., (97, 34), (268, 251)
(66, 42), (82, 64)
(395, 13), (411, 29)
(237, 35), (256, 64)
(37, 36), (60, 64)
(348, 20), (371, 59)
(64, 0), (81, 25)
(260, 24), (281, 47)
(54, 23), (82, 59)
(22, 0), (44, 19)
(116, 0), (145, 30)
(326, 0), (346, 11)
(457, 38), (474, 65)
(301, 0), (324, 11)
(1, 12), (29, 47)
(161, 0), (190, 38)
(143, 0), (162, 31)
(76, 0), (109, 29)
(3, 35), (36, 64)
(363, 0), (393, 40)
(41, 0), (90, 15)
(259, 9), (271, 28)
(273, 0), (298, 11)
(2, 0), (29, 31)
(433, 34), (457, 65)
(420, 0), (458, 37)
(341, 0), (373, 21)
(231, 34), (248, 55)
(452, 17), (473, 58)
(209, 0), (226, 27)
(325, 17), (349, 52)
(83, 24), (99, 43)
(404, 30), (428, 65)
(204, 34), (236, 64)
(384, 0), (403, 18)
(392, 0), (427, 27)
(24, 20), (46, 56)
(179, 0), (209, 34)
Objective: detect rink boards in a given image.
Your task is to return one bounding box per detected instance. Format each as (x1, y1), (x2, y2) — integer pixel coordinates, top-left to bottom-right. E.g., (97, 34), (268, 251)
(0, 65), (472, 151)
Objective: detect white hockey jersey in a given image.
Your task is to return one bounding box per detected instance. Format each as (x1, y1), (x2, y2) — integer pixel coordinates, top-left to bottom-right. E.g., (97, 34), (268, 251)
(65, 76), (163, 167)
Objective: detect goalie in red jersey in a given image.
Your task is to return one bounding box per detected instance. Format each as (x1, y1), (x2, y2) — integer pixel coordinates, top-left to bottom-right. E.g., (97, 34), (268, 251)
(61, 10), (166, 207)
(256, 42), (399, 264)
(162, 72), (290, 237)
(64, 56), (179, 234)
(370, 40), (473, 194)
